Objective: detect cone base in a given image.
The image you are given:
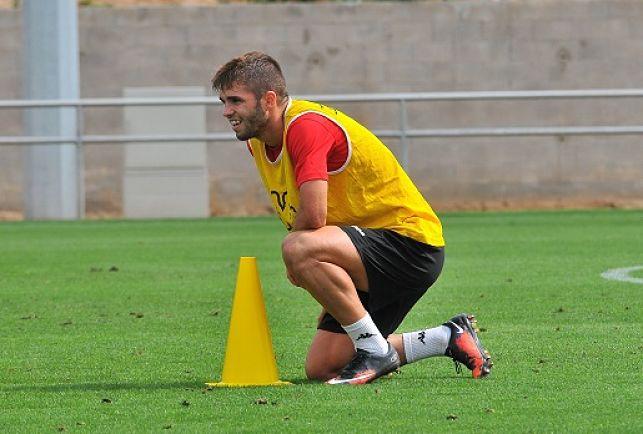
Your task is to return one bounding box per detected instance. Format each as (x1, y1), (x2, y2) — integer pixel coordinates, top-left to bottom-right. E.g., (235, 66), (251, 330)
(206, 380), (292, 388)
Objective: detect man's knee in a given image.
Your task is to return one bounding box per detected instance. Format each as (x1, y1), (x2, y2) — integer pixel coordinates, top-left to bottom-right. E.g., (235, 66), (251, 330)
(305, 357), (340, 381)
(305, 331), (354, 381)
(305, 361), (338, 381)
(281, 232), (315, 273)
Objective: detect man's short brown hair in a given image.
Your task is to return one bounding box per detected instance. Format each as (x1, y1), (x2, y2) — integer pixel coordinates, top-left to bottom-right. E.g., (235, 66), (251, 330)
(211, 51), (288, 103)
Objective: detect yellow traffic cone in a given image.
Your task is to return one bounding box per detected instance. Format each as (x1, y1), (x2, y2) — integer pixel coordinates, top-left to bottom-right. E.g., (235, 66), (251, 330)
(206, 257), (290, 387)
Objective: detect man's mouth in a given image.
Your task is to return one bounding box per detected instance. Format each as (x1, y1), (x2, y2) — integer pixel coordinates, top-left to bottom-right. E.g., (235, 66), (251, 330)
(229, 119), (241, 130)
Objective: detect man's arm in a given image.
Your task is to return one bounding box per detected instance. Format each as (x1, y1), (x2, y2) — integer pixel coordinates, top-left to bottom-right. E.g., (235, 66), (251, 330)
(293, 179), (328, 231)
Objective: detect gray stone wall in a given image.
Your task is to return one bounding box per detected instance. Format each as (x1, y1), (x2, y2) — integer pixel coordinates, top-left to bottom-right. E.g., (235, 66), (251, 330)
(1, 0), (642, 217)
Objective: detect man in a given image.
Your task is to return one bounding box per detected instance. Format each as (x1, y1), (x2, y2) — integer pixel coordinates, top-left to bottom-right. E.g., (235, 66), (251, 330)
(212, 51), (492, 385)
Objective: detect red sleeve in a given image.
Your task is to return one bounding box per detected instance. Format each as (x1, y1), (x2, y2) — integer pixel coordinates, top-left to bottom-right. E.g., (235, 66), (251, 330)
(286, 116), (335, 188)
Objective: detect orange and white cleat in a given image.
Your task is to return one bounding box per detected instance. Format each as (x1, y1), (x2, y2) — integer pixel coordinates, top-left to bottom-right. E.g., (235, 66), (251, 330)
(326, 344), (400, 385)
(443, 313), (493, 378)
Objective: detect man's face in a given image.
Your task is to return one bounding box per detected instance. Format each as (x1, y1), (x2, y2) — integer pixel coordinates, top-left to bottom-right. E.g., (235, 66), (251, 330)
(219, 83), (268, 141)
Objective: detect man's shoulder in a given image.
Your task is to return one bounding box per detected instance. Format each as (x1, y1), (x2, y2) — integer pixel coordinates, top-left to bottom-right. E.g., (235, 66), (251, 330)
(288, 100), (341, 121)
(289, 112), (332, 129)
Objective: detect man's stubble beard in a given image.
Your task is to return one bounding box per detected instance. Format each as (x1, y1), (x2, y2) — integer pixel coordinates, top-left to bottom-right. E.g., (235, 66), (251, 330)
(236, 105), (269, 141)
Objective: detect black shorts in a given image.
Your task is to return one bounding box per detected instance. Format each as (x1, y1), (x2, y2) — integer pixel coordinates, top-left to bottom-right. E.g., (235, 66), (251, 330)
(318, 226), (444, 338)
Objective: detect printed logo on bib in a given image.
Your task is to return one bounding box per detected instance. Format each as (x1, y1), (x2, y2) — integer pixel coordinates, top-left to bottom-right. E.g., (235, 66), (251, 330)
(270, 190), (297, 231)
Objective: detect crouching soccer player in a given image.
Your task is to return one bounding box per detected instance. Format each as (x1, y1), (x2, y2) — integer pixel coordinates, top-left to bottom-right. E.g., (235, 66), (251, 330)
(212, 51), (492, 385)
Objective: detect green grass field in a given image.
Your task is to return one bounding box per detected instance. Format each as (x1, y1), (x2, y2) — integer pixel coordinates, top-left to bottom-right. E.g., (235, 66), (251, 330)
(1, 210), (641, 432)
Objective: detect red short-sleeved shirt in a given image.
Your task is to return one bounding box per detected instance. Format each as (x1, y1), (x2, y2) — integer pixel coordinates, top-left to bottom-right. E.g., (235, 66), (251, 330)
(249, 113), (349, 188)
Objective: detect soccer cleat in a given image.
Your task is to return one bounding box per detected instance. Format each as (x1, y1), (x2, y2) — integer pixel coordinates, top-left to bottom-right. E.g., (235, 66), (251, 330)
(443, 313), (493, 379)
(326, 344), (400, 385)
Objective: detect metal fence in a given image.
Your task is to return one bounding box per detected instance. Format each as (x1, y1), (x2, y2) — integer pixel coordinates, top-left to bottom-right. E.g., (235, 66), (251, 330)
(2, 88), (643, 169)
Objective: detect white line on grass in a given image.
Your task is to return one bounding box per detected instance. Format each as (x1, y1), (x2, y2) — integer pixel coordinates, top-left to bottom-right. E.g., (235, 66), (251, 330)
(600, 265), (643, 284)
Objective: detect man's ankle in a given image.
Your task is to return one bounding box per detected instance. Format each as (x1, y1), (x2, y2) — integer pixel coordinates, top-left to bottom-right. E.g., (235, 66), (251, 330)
(342, 313), (388, 355)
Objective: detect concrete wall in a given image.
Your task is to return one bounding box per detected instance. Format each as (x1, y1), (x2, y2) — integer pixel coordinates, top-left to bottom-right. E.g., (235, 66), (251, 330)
(1, 0), (642, 218)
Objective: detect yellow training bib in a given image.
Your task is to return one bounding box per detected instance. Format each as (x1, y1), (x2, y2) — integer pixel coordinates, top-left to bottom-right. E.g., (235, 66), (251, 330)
(248, 99), (444, 247)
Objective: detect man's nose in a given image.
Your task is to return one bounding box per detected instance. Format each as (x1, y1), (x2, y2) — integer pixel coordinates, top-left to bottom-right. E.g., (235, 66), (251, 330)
(223, 104), (233, 118)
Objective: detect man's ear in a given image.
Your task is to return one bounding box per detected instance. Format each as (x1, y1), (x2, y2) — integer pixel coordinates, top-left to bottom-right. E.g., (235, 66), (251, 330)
(263, 91), (277, 109)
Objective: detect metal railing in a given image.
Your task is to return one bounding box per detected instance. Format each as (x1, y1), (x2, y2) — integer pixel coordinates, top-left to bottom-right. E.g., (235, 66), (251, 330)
(2, 88), (643, 169)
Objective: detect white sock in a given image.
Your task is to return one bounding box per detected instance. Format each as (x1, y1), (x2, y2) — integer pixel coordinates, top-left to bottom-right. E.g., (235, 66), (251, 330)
(342, 314), (389, 355)
(402, 325), (451, 364)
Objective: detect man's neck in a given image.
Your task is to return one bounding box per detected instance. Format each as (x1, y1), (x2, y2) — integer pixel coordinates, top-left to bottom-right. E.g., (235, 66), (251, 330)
(259, 99), (289, 148)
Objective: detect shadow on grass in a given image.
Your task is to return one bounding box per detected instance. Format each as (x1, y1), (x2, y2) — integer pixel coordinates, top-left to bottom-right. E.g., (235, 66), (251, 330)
(1, 377), (313, 393)
(0, 380), (206, 393)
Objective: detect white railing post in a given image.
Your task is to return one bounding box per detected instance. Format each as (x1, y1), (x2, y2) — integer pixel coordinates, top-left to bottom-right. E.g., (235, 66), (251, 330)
(22, 0), (80, 220)
(75, 101), (85, 219)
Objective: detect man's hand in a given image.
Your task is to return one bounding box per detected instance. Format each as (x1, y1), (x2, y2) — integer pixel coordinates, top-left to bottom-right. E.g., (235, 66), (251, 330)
(293, 180), (328, 231)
